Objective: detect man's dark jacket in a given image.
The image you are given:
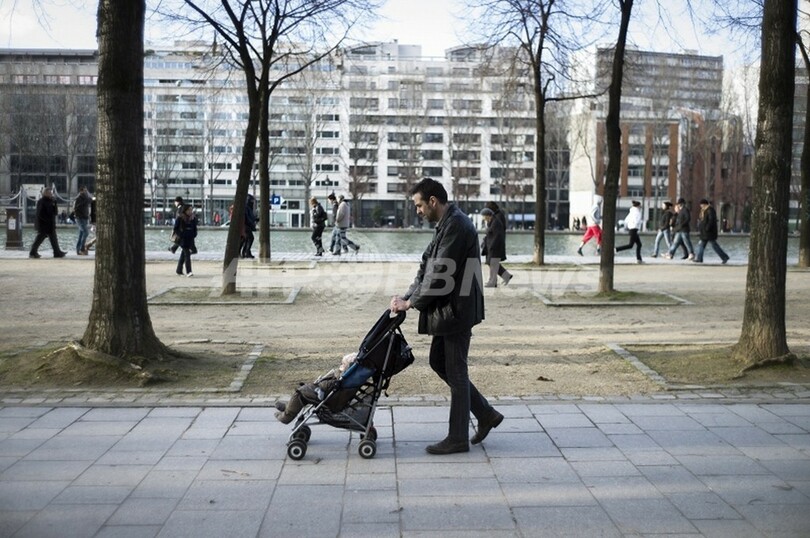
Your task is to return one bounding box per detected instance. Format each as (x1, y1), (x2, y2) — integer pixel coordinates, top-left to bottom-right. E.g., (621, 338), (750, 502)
(658, 209), (674, 231)
(404, 203), (484, 336)
(483, 209), (507, 262)
(673, 206), (691, 233)
(73, 192), (92, 220)
(35, 196), (57, 233)
(698, 205), (719, 241)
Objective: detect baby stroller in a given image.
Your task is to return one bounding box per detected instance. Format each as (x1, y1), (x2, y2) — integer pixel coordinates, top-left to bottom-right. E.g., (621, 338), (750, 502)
(285, 309), (414, 460)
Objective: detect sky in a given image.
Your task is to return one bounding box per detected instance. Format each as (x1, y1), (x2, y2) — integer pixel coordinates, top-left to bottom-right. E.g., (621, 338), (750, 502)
(0, 0), (751, 62)
(0, 0), (470, 57)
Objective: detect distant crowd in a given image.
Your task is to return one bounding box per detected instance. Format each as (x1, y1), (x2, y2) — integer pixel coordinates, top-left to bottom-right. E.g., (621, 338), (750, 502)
(576, 196), (730, 265)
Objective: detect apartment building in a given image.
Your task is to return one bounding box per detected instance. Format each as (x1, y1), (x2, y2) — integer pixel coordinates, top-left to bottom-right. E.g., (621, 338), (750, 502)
(1, 41), (548, 228)
(0, 48), (98, 218)
(337, 41), (541, 227)
(568, 47), (752, 231)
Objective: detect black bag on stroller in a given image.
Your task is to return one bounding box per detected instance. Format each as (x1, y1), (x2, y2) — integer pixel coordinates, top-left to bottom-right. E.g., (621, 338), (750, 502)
(284, 309), (414, 460)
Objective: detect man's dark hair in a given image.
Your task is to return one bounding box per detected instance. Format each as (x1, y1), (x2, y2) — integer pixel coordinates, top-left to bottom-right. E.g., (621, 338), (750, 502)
(175, 196), (184, 204)
(409, 177), (448, 204)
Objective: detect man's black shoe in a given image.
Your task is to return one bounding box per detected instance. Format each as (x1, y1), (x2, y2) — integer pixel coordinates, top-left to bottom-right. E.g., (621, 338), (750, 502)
(426, 437), (469, 455)
(471, 410), (504, 445)
(54, 251), (67, 258)
(29, 252), (41, 259)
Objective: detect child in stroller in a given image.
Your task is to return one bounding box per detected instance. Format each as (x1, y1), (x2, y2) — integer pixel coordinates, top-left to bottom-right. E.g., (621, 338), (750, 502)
(280, 310), (414, 460)
(274, 352), (358, 424)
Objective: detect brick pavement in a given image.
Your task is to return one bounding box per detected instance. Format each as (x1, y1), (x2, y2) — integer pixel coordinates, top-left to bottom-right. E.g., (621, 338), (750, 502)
(1, 249), (809, 536)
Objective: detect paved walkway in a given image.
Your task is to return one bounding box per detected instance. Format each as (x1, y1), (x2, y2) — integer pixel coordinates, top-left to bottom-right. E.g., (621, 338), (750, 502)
(1, 402), (809, 537)
(2, 247), (809, 537)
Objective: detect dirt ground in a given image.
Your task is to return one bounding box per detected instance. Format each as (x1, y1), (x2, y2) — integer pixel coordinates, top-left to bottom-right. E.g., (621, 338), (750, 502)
(1, 257), (809, 397)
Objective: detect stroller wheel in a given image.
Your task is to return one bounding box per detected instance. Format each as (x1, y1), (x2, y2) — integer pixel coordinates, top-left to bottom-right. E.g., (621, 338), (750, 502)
(287, 439), (307, 460)
(293, 425), (312, 443)
(358, 439), (376, 459)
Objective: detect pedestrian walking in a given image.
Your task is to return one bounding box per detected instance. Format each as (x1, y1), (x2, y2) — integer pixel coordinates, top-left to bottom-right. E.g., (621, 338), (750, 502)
(29, 188), (67, 258)
(665, 198), (694, 260)
(651, 201), (674, 258)
(73, 186), (93, 255)
(332, 194), (360, 255)
(616, 200), (644, 263)
(389, 177), (502, 455)
(694, 199), (729, 264)
(577, 195), (602, 256)
(169, 196), (184, 253)
(174, 204), (198, 277)
(309, 197), (327, 256)
(480, 203), (513, 287)
(83, 196), (98, 252)
(241, 193), (256, 258)
(326, 193), (340, 254)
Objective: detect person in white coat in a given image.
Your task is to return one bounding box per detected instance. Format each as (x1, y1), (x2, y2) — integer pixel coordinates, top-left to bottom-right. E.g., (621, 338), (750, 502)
(616, 200), (644, 263)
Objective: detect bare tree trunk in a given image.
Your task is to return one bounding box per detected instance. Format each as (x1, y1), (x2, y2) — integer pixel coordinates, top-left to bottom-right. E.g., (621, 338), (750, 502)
(223, 108), (259, 294)
(798, 38), (810, 267)
(532, 90), (547, 265)
(258, 78), (271, 262)
(82, 0), (167, 357)
(598, 0), (633, 294)
(733, 0), (796, 367)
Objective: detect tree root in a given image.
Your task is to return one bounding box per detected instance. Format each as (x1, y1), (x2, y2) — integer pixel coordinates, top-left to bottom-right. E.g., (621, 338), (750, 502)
(43, 341), (191, 387)
(738, 352), (797, 374)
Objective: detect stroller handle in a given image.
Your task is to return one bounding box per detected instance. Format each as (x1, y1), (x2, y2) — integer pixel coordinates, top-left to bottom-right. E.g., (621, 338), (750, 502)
(360, 309), (406, 345)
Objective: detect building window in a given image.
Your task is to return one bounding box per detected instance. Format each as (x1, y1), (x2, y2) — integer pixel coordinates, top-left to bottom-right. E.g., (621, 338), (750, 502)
(387, 182), (407, 193)
(453, 133), (480, 144)
(349, 97), (379, 109)
(423, 166), (443, 177)
(452, 150), (480, 161)
(452, 99), (482, 112)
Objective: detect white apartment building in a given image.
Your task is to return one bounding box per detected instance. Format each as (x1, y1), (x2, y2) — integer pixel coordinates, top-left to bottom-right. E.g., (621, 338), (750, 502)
(1, 41), (548, 228)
